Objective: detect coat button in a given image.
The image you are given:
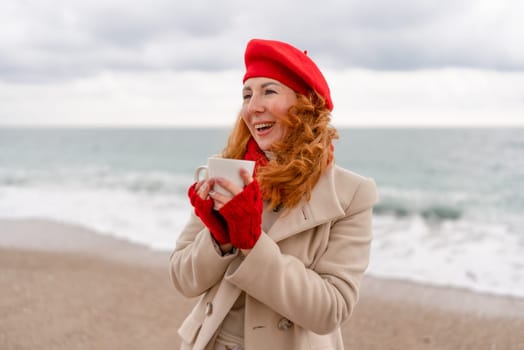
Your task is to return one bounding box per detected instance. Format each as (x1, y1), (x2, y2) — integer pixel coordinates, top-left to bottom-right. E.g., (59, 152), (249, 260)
(277, 317), (293, 331)
(205, 302), (213, 316)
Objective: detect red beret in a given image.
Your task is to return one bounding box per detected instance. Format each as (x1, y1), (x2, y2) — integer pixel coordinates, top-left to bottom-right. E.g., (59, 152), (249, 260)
(243, 38), (333, 111)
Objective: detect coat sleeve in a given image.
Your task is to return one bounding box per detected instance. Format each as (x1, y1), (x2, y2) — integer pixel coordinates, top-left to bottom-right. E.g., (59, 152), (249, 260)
(169, 212), (239, 298)
(224, 177), (377, 334)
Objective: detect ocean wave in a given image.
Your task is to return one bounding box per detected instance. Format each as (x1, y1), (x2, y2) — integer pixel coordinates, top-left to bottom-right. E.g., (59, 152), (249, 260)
(0, 167), (194, 195)
(370, 185), (516, 223)
(370, 214), (524, 299)
(374, 201), (462, 221)
(0, 185), (191, 251)
(99, 171), (193, 195)
(0, 174), (30, 186)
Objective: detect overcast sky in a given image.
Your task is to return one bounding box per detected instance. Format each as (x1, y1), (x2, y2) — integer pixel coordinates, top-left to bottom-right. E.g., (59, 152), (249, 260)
(1, 0), (523, 127)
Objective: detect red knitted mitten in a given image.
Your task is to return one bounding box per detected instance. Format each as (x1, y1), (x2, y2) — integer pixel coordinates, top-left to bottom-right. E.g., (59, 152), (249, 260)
(188, 183), (229, 244)
(219, 180), (263, 249)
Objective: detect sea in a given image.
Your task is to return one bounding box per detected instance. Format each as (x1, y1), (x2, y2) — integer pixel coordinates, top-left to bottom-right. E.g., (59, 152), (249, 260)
(1, 127), (523, 299)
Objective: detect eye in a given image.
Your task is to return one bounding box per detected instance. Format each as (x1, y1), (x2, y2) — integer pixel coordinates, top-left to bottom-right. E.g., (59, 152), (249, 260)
(264, 89), (276, 95)
(242, 93), (252, 100)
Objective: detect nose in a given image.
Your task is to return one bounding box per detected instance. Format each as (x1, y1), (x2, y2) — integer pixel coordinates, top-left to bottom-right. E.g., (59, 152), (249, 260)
(246, 93), (265, 115)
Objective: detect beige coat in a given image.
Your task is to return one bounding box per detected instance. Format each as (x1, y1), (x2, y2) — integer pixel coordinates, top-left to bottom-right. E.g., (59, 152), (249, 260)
(170, 164), (378, 350)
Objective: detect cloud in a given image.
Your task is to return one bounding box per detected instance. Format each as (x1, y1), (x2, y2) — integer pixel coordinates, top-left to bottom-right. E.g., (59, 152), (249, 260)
(327, 68), (524, 126)
(0, 70), (242, 126)
(0, 0), (522, 127)
(0, 0), (243, 82)
(1, 68), (522, 127)
(0, 0), (523, 84)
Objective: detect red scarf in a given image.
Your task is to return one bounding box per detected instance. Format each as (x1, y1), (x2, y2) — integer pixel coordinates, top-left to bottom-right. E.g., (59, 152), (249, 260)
(243, 138), (268, 175)
(243, 137), (335, 172)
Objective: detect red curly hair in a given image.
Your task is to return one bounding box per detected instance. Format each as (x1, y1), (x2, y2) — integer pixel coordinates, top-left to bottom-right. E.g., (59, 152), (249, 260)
(222, 91), (338, 210)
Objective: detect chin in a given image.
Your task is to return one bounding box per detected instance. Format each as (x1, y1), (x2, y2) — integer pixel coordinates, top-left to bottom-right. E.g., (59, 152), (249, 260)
(253, 139), (270, 151)
(256, 142), (269, 151)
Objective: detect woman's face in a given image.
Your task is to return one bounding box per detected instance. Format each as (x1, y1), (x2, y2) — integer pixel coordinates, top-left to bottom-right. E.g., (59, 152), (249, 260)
(241, 77), (297, 151)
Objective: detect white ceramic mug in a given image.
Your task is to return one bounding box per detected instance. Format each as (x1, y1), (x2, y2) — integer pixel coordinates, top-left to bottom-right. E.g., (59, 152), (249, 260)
(194, 158), (255, 195)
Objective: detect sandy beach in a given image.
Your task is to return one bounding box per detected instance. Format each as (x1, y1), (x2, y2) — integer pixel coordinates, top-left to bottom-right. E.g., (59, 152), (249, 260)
(1, 219), (524, 350)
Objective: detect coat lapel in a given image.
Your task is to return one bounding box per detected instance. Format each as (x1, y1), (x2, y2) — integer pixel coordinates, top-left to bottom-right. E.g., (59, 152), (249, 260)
(267, 165), (345, 243)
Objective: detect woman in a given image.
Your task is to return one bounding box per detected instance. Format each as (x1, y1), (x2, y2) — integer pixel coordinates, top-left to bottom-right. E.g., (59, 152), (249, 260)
(170, 38), (377, 350)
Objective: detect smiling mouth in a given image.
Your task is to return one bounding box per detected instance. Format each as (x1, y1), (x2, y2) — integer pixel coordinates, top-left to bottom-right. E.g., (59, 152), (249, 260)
(255, 122), (275, 132)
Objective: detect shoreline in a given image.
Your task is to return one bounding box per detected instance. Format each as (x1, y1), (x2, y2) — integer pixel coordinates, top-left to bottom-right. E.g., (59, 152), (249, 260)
(1, 217), (522, 303)
(1, 218), (524, 349)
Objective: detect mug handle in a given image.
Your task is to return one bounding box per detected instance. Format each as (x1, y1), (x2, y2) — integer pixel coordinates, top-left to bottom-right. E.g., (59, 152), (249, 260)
(194, 165), (208, 182)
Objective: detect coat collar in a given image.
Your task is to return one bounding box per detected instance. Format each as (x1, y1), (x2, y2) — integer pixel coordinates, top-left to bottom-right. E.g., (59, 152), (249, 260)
(267, 165), (345, 243)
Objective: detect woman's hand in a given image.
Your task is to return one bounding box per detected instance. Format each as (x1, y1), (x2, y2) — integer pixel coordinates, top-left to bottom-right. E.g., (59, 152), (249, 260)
(209, 169), (253, 210)
(212, 169), (263, 254)
(194, 178), (212, 199)
(187, 180), (230, 247)
(209, 169), (256, 255)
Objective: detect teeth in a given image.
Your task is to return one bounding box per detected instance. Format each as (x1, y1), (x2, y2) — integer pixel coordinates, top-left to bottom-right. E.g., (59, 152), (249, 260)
(255, 122), (274, 131)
